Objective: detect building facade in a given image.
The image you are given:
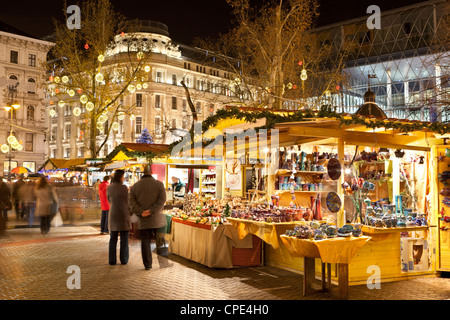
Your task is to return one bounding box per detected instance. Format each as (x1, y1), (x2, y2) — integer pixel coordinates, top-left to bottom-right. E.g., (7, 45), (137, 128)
(0, 24), (53, 174)
(310, 0), (449, 121)
(46, 21), (244, 160)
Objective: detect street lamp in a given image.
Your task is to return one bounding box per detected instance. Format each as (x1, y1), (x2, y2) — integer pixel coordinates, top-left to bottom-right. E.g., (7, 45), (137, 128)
(2, 84), (21, 180)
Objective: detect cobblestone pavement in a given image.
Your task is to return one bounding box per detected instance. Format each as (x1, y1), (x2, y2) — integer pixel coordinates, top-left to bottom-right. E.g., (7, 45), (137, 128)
(0, 222), (449, 303)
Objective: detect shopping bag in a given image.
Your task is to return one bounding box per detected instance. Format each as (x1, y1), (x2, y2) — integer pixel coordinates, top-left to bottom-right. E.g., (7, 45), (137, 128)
(51, 212), (63, 227)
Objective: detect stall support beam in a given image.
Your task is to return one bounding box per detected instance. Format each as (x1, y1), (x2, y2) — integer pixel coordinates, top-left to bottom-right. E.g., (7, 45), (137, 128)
(337, 138), (345, 227)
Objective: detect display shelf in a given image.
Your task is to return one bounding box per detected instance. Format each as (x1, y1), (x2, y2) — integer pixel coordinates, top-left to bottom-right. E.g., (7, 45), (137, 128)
(276, 169), (326, 176)
(361, 225), (435, 234)
(275, 190), (327, 194)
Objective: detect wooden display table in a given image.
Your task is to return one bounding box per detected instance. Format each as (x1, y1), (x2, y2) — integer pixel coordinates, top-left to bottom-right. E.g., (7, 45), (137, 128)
(227, 217), (310, 250)
(169, 217), (261, 268)
(280, 235), (371, 299)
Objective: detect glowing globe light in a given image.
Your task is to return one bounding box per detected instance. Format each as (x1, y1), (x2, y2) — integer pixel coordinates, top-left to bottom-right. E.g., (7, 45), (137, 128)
(54, 76), (60, 83)
(112, 122), (120, 131)
(142, 83), (148, 89)
(68, 89), (75, 97)
(80, 95), (89, 104)
(127, 85), (136, 93)
(62, 76), (69, 84)
(301, 69), (307, 81)
(130, 114), (136, 121)
(1, 144), (9, 153)
(15, 144), (23, 151)
(98, 54), (105, 62)
(7, 135), (17, 145)
(136, 84), (142, 90)
(95, 73), (104, 82)
(58, 100), (65, 108)
(86, 102), (95, 111)
(144, 65), (151, 73)
(137, 52), (144, 60)
(118, 112), (125, 120)
(73, 107), (81, 117)
(49, 109), (56, 117)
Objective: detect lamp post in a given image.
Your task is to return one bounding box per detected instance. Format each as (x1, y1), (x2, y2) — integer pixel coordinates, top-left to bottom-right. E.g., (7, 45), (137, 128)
(2, 84), (21, 180)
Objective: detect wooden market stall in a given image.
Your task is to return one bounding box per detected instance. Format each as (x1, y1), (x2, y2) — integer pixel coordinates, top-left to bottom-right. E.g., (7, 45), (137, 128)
(260, 116), (442, 287)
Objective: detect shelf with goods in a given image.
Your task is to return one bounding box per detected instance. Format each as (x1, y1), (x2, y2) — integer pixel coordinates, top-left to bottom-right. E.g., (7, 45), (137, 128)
(435, 146), (450, 271)
(200, 169), (217, 199)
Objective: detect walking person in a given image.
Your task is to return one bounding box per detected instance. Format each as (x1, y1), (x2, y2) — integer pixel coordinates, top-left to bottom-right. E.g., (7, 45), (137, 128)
(107, 170), (131, 265)
(12, 175), (25, 220)
(0, 179), (12, 235)
(98, 175), (110, 234)
(20, 180), (36, 227)
(34, 177), (58, 235)
(130, 165), (167, 270)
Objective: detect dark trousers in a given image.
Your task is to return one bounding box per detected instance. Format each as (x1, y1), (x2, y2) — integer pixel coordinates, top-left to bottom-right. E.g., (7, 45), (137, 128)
(100, 210), (109, 233)
(109, 231), (129, 265)
(140, 228), (157, 268)
(40, 215), (51, 234)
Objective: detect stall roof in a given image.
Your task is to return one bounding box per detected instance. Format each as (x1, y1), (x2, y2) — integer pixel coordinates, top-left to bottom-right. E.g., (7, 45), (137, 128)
(105, 143), (171, 162)
(39, 158), (90, 171)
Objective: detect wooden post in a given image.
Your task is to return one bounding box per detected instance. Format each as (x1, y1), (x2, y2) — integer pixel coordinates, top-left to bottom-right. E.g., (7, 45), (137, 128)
(303, 257), (316, 296)
(337, 138), (345, 227)
(338, 263), (349, 300)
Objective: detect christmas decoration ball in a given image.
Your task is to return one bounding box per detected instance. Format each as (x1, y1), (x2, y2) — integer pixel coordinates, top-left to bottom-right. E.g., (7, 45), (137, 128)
(73, 107), (81, 117)
(86, 102), (94, 111)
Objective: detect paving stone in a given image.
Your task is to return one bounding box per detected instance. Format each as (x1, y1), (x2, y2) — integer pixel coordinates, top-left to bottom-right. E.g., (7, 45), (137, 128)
(0, 225), (449, 301)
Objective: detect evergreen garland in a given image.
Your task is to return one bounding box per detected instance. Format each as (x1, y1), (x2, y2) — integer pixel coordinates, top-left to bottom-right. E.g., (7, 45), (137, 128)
(108, 105), (450, 163)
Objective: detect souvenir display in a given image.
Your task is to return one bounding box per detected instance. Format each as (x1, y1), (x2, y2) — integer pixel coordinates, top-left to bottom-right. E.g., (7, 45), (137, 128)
(326, 192), (341, 213)
(327, 158), (342, 180)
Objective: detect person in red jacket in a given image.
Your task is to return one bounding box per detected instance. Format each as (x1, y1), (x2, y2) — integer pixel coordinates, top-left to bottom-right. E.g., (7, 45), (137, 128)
(98, 175), (111, 234)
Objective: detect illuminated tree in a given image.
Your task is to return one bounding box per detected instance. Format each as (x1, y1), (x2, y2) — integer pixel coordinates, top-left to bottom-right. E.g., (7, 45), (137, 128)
(195, 0), (354, 109)
(45, 0), (152, 158)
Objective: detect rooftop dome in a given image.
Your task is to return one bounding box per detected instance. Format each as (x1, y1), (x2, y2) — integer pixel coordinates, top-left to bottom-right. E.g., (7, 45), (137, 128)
(121, 20), (170, 37)
(355, 88), (387, 118)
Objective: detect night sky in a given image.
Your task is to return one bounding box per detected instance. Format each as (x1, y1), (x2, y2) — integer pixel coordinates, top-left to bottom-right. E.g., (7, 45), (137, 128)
(0, 0), (431, 45)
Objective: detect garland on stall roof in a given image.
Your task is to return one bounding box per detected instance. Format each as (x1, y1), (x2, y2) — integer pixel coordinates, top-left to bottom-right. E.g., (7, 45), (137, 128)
(104, 143), (159, 164)
(114, 105), (450, 162)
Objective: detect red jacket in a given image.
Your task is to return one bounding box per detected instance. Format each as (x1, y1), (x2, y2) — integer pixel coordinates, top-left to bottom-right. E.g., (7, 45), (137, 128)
(99, 181), (110, 210)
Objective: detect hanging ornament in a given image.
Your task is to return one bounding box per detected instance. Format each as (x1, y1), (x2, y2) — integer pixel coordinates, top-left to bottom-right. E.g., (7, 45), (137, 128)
(7, 135), (16, 145)
(130, 114), (136, 121)
(118, 112), (125, 120)
(97, 114), (108, 124)
(287, 83), (293, 90)
(127, 84), (136, 93)
(301, 69), (307, 81)
(68, 89), (75, 97)
(298, 61), (303, 66)
(54, 76), (60, 83)
(84, 43), (89, 50)
(15, 144), (23, 151)
(142, 83), (148, 89)
(80, 95), (89, 104)
(55, 88), (60, 94)
(86, 102), (94, 111)
(292, 84), (297, 89)
(73, 107), (81, 117)
(136, 83), (142, 90)
(112, 122), (120, 131)
(49, 109), (56, 117)
(77, 88), (83, 94)
(62, 76), (69, 84)
(137, 51), (144, 60)
(58, 100), (65, 108)
(95, 73), (104, 82)
(336, 85), (340, 91)
(120, 31), (125, 37)
(1, 144), (9, 153)
(144, 65), (151, 73)
(98, 54), (105, 62)
(49, 76), (54, 82)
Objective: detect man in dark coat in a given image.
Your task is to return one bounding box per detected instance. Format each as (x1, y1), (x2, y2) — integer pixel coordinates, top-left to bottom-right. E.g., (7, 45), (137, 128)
(0, 179), (12, 234)
(129, 165), (167, 270)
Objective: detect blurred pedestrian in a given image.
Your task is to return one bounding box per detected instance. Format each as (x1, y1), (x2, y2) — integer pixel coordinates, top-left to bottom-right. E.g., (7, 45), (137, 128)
(20, 180), (36, 227)
(35, 177), (58, 235)
(107, 170), (131, 265)
(93, 179), (100, 201)
(12, 175), (25, 220)
(130, 165), (167, 270)
(99, 175), (110, 234)
(0, 179), (12, 234)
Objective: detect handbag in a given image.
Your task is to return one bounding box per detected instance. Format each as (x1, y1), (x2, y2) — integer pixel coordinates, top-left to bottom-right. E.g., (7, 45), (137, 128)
(51, 212), (63, 227)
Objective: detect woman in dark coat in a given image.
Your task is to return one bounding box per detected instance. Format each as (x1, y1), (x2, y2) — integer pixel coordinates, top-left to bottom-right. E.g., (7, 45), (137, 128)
(107, 170), (131, 265)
